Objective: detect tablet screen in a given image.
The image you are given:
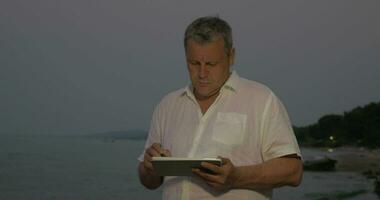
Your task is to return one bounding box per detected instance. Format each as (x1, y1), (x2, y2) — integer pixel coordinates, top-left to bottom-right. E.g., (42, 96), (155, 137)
(151, 157), (222, 176)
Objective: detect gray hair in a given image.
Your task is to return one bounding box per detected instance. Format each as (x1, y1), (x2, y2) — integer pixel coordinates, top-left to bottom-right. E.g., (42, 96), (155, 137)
(184, 16), (233, 55)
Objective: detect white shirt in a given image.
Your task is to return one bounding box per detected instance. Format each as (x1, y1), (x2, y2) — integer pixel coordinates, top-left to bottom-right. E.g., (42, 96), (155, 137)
(138, 71), (301, 200)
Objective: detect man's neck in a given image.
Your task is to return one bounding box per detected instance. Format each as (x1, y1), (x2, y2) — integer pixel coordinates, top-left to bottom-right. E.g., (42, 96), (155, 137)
(197, 95), (218, 114)
(194, 89), (220, 114)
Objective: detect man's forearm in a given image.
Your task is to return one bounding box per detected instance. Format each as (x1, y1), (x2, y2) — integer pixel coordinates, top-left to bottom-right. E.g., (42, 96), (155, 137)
(232, 156), (303, 190)
(138, 162), (163, 189)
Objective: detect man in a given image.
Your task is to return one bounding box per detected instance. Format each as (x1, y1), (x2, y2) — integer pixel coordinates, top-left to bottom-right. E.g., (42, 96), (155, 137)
(138, 16), (303, 200)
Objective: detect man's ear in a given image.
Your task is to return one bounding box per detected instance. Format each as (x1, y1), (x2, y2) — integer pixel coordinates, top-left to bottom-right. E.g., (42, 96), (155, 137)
(229, 48), (235, 66)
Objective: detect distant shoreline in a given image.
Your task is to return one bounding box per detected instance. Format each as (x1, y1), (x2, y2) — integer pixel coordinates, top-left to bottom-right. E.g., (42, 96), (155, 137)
(332, 147), (380, 173)
(303, 146), (380, 175)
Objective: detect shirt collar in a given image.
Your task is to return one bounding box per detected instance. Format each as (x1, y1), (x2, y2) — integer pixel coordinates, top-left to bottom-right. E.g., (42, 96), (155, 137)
(223, 70), (240, 92)
(180, 70), (240, 98)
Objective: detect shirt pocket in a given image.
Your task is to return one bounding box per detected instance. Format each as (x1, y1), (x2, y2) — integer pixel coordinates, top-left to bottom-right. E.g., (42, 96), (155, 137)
(212, 112), (247, 146)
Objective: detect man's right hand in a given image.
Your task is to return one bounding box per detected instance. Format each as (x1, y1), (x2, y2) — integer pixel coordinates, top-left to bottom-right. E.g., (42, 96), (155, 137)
(143, 143), (171, 176)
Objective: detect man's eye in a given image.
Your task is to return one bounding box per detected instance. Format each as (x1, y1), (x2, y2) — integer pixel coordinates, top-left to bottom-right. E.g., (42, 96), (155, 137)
(190, 61), (200, 66)
(207, 62), (217, 67)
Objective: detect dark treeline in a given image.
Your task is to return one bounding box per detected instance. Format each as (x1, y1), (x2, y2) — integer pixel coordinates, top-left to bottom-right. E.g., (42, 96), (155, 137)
(294, 102), (380, 148)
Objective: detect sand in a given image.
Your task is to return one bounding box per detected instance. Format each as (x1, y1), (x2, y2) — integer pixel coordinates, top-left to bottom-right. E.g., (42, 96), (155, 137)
(331, 147), (380, 176)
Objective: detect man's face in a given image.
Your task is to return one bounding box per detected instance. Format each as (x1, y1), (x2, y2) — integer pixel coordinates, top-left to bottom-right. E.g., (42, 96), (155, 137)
(185, 38), (235, 100)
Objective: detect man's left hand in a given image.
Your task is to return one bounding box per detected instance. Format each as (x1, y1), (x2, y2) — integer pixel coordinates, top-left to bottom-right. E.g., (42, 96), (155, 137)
(192, 157), (240, 191)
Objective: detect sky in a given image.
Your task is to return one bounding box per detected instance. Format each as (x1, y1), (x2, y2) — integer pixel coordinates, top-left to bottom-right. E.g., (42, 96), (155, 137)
(1, 0), (379, 134)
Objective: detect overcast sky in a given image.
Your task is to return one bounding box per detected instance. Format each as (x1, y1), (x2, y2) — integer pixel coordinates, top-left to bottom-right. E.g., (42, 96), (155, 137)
(1, 0), (379, 134)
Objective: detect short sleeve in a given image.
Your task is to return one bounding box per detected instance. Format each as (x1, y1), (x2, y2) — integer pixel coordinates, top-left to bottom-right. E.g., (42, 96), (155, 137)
(260, 92), (301, 161)
(137, 103), (163, 162)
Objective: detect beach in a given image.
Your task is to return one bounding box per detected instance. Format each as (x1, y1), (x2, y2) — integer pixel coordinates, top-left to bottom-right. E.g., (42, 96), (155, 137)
(274, 147), (380, 200)
(332, 147), (380, 174)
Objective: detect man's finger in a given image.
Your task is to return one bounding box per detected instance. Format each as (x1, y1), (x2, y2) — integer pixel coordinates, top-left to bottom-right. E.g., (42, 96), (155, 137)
(192, 168), (220, 182)
(144, 161), (154, 170)
(201, 161), (222, 174)
(152, 143), (162, 154)
(205, 181), (222, 189)
(218, 156), (230, 165)
(161, 149), (171, 157)
(147, 146), (161, 157)
(144, 151), (153, 161)
(143, 155), (154, 171)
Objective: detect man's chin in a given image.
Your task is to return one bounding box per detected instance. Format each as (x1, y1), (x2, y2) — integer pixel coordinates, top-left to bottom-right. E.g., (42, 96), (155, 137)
(194, 88), (220, 100)
(194, 90), (209, 98)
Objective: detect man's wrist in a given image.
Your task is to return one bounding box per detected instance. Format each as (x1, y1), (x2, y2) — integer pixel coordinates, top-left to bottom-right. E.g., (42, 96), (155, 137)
(230, 166), (242, 189)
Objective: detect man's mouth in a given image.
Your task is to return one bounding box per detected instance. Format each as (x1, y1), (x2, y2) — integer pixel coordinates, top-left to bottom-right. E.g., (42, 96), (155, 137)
(198, 81), (209, 87)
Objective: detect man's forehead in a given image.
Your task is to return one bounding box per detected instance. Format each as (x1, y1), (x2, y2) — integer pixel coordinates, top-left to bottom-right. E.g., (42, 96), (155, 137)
(188, 55), (218, 63)
(186, 50), (222, 61)
(186, 37), (225, 48)
(186, 41), (226, 59)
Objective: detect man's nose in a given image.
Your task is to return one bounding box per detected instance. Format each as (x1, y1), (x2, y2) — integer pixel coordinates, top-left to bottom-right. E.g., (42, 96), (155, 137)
(198, 64), (209, 79)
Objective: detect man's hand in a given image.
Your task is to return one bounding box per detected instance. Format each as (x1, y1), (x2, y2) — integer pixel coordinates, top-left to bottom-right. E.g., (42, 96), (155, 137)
(143, 143), (171, 175)
(192, 157), (240, 191)
(139, 143), (171, 189)
(193, 155), (303, 191)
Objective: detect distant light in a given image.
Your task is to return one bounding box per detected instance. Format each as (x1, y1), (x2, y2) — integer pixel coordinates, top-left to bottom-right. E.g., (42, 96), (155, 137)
(328, 148), (334, 153)
(329, 136), (334, 141)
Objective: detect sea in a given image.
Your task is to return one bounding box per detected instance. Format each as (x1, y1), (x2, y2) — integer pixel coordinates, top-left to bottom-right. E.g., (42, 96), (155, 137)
(0, 134), (379, 200)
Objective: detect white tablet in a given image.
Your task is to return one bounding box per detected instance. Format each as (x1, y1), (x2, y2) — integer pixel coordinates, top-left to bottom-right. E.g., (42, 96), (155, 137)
(151, 157), (222, 176)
